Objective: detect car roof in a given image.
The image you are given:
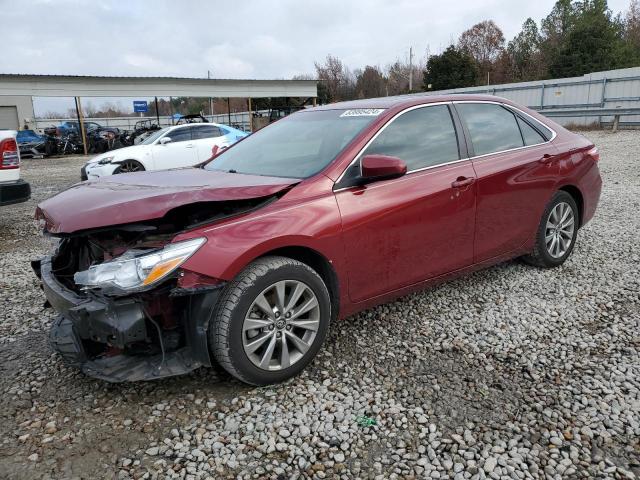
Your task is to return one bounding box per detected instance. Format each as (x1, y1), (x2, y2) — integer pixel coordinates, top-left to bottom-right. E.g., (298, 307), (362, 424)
(309, 93), (512, 111)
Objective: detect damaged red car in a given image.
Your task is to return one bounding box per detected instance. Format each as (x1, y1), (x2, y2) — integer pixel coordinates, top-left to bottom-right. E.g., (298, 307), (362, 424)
(33, 95), (602, 385)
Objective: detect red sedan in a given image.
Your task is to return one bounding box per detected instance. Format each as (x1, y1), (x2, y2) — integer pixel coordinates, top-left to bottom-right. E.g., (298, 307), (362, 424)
(34, 95), (602, 385)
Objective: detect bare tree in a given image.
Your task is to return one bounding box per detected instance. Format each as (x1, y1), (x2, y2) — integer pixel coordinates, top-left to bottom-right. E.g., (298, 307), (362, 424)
(458, 20), (505, 84)
(625, 0), (640, 50)
(314, 55), (353, 102)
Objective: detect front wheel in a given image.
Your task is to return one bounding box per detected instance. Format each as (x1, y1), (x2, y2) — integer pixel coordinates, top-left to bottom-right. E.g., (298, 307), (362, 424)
(113, 160), (145, 174)
(209, 256), (331, 385)
(523, 191), (579, 268)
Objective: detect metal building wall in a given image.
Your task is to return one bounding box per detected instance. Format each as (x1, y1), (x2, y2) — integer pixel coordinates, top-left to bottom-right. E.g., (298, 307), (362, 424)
(417, 67), (640, 126)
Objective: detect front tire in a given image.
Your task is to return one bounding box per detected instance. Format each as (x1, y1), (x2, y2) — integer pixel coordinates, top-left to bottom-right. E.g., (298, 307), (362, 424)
(523, 191), (579, 268)
(209, 256), (331, 385)
(113, 159), (145, 174)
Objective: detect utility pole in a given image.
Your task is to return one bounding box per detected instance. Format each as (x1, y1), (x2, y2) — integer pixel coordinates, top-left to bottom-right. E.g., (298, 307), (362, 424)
(408, 46), (413, 92)
(208, 70), (214, 121)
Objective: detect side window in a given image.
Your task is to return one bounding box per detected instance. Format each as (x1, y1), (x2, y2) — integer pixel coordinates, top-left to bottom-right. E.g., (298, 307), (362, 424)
(517, 117), (546, 146)
(457, 103), (523, 156)
(166, 127), (192, 143)
(192, 125), (223, 139)
(361, 105), (459, 171)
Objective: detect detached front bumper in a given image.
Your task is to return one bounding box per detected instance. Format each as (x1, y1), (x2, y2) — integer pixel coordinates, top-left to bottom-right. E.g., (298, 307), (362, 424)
(0, 179), (31, 206)
(34, 257), (223, 382)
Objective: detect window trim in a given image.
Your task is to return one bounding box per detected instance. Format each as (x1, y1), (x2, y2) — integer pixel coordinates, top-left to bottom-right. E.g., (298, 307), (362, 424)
(334, 102), (465, 190)
(334, 100), (558, 191)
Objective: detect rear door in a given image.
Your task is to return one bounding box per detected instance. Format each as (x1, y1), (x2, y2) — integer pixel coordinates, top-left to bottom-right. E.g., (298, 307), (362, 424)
(335, 103), (477, 302)
(454, 102), (559, 263)
(150, 126), (199, 170)
(191, 125), (228, 160)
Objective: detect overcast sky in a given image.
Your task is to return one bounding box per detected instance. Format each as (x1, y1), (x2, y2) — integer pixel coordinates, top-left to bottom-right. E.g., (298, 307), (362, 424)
(3, 0), (631, 115)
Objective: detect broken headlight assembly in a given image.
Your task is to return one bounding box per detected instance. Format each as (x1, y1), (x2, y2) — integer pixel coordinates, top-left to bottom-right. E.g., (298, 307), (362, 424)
(74, 237), (206, 292)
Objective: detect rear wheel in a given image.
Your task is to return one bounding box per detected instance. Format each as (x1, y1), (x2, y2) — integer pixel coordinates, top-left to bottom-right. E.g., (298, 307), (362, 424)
(523, 191), (579, 268)
(113, 160), (145, 174)
(209, 256), (331, 385)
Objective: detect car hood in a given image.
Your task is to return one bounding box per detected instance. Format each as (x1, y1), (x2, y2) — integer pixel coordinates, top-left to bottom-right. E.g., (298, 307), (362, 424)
(88, 144), (148, 164)
(36, 168), (299, 234)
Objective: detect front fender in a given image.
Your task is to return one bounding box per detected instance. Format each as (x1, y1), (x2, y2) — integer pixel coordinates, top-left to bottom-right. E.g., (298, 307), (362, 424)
(175, 192), (346, 283)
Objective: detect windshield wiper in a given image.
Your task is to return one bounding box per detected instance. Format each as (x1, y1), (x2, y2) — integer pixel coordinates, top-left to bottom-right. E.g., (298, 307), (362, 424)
(228, 169), (238, 173)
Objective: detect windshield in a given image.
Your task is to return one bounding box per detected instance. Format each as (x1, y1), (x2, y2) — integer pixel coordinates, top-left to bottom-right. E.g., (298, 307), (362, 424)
(141, 127), (171, 145)
(204, 109), (382, 178)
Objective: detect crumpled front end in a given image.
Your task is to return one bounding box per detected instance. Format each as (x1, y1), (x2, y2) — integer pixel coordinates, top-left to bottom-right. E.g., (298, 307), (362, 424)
(33, 232), (224, 383)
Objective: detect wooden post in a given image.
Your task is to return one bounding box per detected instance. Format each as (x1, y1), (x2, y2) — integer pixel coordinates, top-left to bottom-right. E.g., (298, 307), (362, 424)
(247, 97), (253, 132)
(75, 97), (88, 155)
(612, 114), (620, 133)
(312, 97), (317, 107)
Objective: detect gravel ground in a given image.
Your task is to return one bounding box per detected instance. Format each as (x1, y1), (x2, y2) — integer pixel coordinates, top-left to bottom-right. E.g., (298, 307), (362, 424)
(0, 131), (638, 480)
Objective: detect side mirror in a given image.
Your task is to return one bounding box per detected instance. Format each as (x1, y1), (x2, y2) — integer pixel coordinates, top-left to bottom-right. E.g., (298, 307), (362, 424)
(361, 154), (407, 182)
(159, 137), (172, 145)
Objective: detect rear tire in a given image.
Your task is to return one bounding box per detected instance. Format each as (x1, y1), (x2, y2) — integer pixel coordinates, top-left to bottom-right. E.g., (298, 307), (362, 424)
(209, 256), (331, 385)
(523, 191), (579, 268)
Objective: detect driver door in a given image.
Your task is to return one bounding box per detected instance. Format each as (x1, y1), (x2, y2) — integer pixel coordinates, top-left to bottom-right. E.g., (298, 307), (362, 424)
(151, 126), (199, 170)
(334, 104), (477, 302)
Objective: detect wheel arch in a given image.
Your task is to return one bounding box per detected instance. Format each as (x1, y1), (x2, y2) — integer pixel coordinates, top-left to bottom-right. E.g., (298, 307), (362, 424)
(256, 246), (340, 321)
(113, 158), (146, 174)
(558, 184), (584, 227)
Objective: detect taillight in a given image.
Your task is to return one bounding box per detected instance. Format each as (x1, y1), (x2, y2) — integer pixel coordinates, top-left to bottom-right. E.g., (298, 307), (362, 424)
(0, 138), (20, 169)
(587, 146), (600, 162)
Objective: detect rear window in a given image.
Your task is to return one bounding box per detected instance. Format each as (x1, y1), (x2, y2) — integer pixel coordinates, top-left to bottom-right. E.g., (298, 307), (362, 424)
(517, 117), (546, 146)
(457, 103), (524, 156)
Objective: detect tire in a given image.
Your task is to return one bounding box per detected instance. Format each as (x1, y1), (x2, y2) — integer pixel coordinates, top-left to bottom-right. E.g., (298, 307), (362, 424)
(113, 160), (145, 174)
(209, 256), (331, 385)
(523, 191), (579, 268)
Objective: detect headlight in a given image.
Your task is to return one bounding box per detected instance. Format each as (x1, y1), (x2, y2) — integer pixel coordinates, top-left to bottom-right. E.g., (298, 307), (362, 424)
(98, 156), (115, 165)
(74, 238), (206, 292)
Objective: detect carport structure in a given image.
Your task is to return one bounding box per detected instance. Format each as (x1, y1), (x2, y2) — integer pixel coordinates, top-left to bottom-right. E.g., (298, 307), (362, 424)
(0, 74), (318, 153)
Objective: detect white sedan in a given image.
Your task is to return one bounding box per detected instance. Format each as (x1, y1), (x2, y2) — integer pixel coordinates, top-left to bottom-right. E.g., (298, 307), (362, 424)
(82, 123), (248, 180)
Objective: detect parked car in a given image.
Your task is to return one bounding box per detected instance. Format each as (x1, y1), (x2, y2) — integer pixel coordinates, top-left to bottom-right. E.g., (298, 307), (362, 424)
(16, 129), (46, 158)
(34, 95), (601, 385)
(57, 121), (104, 136)
(0, 130), (31, 206)
(81, 123), (248, 180)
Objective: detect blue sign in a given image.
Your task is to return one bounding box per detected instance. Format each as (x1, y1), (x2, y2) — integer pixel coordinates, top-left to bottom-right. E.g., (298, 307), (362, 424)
(133, 100), (148, 113)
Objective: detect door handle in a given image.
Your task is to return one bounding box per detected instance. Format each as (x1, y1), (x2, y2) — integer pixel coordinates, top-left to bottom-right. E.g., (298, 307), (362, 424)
(185, 144), (194, 148)
(451, 176), (475, 188)
(539, 153), (555, 164)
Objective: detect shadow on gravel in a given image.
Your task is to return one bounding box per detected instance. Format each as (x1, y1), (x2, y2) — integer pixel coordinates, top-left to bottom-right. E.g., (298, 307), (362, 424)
(0, 331), (251, 479)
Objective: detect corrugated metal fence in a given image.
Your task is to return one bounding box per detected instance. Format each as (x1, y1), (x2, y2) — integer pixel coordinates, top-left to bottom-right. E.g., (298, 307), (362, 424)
(415, 66), (640, 127)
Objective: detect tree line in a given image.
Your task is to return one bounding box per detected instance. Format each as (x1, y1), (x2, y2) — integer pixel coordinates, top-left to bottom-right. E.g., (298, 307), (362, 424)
(311, 0), (640, 102)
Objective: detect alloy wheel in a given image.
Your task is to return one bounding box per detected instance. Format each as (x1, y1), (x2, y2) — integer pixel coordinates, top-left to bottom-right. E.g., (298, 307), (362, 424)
(545, 201), (575, 258)
(117, 161), (142, 173)
(242, 280), (320, 371)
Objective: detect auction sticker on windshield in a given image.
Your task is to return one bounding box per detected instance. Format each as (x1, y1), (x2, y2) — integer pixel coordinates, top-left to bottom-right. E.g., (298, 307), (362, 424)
(340, 109), (385, 117)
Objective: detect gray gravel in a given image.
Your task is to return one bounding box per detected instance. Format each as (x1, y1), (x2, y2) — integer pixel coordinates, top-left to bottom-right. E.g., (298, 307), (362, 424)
(1, 131), (639, 479)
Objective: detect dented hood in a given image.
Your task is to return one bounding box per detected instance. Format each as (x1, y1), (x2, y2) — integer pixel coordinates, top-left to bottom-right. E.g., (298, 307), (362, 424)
(36, 168), (299, 234)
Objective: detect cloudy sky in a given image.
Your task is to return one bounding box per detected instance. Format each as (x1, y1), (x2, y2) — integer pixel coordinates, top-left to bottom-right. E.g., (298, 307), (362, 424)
(3, 0), (631, 114)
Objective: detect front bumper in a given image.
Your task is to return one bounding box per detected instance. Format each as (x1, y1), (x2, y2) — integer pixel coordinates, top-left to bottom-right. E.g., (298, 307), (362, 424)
(0, 179), (31, 206)
(35, 257), (223, 382)
(84, 162), (118, 180)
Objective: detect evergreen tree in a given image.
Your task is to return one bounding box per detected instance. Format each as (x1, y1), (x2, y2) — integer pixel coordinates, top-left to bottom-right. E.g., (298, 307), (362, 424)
(423, 46), (478, 90)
